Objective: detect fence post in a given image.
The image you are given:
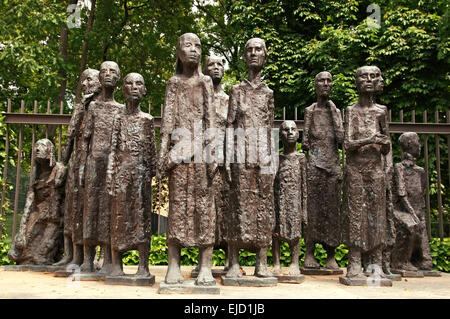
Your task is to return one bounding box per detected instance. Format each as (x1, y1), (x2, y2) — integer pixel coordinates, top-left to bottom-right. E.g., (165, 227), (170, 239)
(434, 111), (444, 241)
(0, 100), (11, 237)
(11, 100), (25, 242)
(423, 111), (432, 239)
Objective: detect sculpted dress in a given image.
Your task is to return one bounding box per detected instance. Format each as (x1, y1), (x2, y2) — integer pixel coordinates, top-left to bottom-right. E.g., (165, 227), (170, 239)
(82, 100), (124, 246)
(302, 103), (343, 248)
(159, 74), (216, 248)
(109, 111), (156, 252)
(274, 152), (307, 242)
(226, 79), (275, 250)
(212, 89), (230, 248)
(343, 103), (389, 253)
(63, 95), (93, 246)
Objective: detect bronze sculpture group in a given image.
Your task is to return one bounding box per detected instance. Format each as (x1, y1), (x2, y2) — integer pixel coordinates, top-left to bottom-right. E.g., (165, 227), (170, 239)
(8, 33), (440, 290)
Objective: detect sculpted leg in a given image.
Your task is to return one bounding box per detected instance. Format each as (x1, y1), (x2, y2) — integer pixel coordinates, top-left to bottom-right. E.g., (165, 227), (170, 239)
(304, 240), (320, 269)
(272, 236), (281, 275)
(325, 244), (339, 270)
(165, 242), (183, 284)
(255, 247), (273, 277)
(98, 244), (113, 275)
(72, 244), (84, 265)
(137, 243), (150, 277)
(196, 245), (216, 286)
(288, 240), (301, 276)
(347, 247), (365, 279)
(225, 243), (242, 278)
(80, 242), (95, 273)
(110, 249), (124, 277)
(54, 235), (73, 266)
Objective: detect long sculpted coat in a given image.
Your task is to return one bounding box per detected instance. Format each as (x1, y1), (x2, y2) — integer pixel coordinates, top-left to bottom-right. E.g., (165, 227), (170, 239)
(108, 110), (156, 252)
(302, 102), (343, 248)
(343, 103), (390, 253)
(82, 100), (124, 245)
(226, 80), (275, 250)
(158, 74), (216, 248)
(274, 152), (307, 242)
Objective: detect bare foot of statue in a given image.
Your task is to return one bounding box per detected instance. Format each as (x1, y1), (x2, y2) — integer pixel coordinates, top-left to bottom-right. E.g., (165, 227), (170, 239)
(196, 268), (216, 286)
(98, 262), (113, 275)
(403, 262), (419, 272)
(225, 263), (243, 278)
(272, 265), (282, 275)
(53, 255), (72, 266)
(346, 262), (364, 279)
(287, 264), (301, 276)
(109, 266), (125, 277)
(303, 255), (320, 269)
(80, 262), (94, 273)
(136, 266), (150, 277)
(326, 256), (340, 270)
(165, 265), (184, 284)
(254, 264), (273, 278)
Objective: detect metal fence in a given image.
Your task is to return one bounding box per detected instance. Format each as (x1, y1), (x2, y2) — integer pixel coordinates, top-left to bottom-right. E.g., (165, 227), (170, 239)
(1, 100), (449, 243)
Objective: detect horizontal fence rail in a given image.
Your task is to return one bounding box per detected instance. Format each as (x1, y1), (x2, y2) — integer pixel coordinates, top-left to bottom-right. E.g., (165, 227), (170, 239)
(1, 101), (449, 242)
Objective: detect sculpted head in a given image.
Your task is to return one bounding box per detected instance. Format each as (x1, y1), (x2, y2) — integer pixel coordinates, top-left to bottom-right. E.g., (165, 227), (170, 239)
(355, 65), (383, 94)
(34, 138), (56, 168)
(399, 132), (421, 159)
(81, 68), (101, 95)
(175, 33), (202, 75)
(314, 71), (333, 98)
(280, 120), (299, 147)
(242, 38), (267, 70)
(122, 73), (146, 103)
(99, 61), (121, 89)
(204, 56), (225, 85)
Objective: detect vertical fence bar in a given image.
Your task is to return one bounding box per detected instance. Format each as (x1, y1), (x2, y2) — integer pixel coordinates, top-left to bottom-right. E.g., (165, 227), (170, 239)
(46, 101), (51, 139)
(294, 107), (298, 121)
(157, 104), (163, 235)
(423, 111), (432, 238)
(11, 100), (25, 242)
(447, 110), (450, 198)
(282, 107), (286, 121)
(58, 101), (63, 161)
(411, 110), (415, 123)
(0, 100), (12, 237)
(29, 101), (38, 185)
(434, 111), (444, 241)
(399, 109), (403, 123)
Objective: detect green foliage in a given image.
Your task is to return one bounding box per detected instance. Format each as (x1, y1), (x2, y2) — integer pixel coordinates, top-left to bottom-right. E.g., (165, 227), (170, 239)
(429, 238), (450, 272)
(0, 231), (14, 266)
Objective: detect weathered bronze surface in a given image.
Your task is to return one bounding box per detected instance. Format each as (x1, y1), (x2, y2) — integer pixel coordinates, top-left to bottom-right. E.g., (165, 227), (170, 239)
(157, 33), (217, 287)
(272, 120), (306, 278)
(390, 132), (434, 273)
(54, 68), (101, 267)
(81, 61), (124, 275)
(302, 71), (344, 271)
(342, 66), (391, 282)
(224, 38), (275, 279)
(8, 139), (66, 265)
(108, 73), (156, 279)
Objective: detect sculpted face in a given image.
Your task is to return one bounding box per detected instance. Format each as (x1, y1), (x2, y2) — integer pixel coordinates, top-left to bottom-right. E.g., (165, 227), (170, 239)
(243, 38), (267, 69)
(372, 67), (384, 94)
(315, 72), (332, 97)
(400, 132), (421, 159)
(280, 120), (299, 146)
(99, 61), (120, 88)
(81, 69), (101, 95)
(34, 139), (55, 166)
(355, 66), (382, 94)
(122, 73), (146, 103)
(206, 57), (224, 84)
(178, 33), (202, 67)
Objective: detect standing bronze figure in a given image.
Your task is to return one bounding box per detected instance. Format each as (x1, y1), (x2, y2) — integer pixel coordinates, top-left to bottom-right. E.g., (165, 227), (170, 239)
(54, 68), (101, 267)
(81, 61), (124, 275)
(390, 132), (439, 277)
(302, 71), (344, 274)
(8, 139), (66, 265)
(107, 73), (156, 282)
(272, 120), (306, 282)
(157, 33), (217, 287)
(224, 38), (276, 281)
(341, 66), (392, 285)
